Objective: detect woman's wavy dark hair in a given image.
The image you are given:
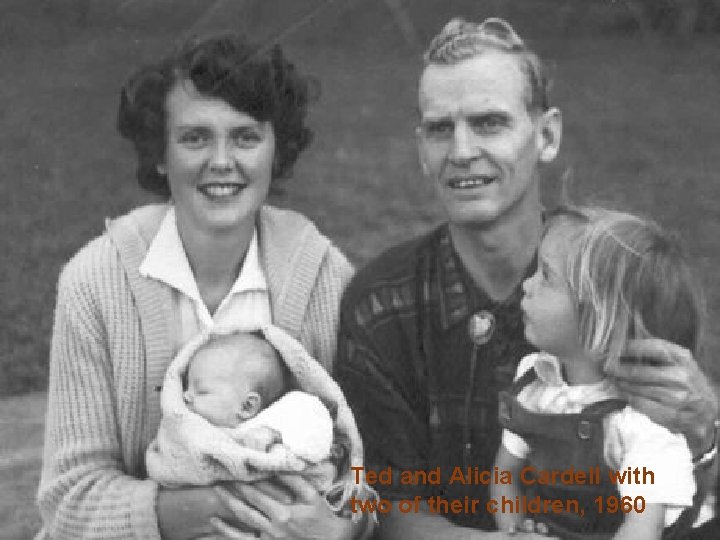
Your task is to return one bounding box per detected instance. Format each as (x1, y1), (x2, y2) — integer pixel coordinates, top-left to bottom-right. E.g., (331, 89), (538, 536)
(117, 34), (316, 198)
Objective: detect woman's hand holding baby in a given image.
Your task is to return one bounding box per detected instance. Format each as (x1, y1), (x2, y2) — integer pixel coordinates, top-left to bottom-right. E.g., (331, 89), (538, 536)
(210, 473), (356, 539)
(157, 484), (262, 540)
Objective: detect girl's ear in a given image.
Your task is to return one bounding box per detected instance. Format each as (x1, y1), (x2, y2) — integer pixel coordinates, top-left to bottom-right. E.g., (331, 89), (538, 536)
(237, 391), (262, 421)
(537, 107), (562, 164)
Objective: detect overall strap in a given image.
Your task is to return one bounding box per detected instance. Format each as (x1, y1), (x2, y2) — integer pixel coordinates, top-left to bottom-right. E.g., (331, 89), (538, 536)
(510, 367), (538, 394)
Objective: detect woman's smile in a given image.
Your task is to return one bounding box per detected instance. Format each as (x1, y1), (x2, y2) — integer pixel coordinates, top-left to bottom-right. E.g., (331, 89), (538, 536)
(197, 182), (246, 199)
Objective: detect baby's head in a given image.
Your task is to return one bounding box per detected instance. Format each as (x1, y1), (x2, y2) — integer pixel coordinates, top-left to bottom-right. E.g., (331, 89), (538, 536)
(522, 205), (702, 368)
(183, 332), (290, 428)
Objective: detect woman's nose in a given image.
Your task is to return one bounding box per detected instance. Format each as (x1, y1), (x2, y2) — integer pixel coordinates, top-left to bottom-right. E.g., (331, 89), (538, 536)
(208, 141), (234, 173)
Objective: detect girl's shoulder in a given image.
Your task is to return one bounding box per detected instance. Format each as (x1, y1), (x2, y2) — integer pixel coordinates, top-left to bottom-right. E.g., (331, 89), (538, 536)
(603, 405), (693, 467)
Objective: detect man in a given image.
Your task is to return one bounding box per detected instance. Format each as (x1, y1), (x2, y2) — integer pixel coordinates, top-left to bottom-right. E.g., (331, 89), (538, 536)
(335, 17), (717, 539)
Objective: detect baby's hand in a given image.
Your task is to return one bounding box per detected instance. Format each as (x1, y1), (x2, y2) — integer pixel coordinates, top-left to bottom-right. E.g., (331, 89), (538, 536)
(239, 426), (281, 452)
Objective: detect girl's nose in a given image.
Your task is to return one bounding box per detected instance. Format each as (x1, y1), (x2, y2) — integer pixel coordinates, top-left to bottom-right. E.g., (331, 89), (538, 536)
(522, 274), (534, 295)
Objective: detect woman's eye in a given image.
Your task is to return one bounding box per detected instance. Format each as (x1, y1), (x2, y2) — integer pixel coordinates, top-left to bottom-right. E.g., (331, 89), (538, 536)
(233, 130), (262, 148)
(178, 130), (209, 147)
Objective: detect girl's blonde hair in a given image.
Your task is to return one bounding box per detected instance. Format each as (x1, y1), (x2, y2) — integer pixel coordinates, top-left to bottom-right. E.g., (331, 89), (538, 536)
(546, 205), (703, 370)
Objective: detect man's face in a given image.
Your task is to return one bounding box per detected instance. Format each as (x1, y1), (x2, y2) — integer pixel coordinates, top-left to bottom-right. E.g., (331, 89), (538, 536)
(417, 51), (559, 226)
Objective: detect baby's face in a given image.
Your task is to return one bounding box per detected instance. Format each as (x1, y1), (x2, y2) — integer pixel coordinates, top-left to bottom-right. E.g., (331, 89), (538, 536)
(184, 347), (249, 428)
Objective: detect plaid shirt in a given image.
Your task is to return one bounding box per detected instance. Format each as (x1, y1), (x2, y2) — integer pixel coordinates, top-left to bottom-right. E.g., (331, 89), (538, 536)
(336, 224), (535, 530)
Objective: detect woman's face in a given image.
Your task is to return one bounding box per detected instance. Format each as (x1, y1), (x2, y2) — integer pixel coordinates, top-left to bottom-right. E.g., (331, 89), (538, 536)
(160, 80), (276, 235)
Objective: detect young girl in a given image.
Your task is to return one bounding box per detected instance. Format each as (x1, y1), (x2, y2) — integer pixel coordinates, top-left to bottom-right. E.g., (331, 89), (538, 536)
(492, 206), (703, 539)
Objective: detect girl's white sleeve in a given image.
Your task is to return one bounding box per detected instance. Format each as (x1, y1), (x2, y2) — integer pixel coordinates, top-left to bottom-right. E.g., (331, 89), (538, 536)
(604, 406), (695, 527)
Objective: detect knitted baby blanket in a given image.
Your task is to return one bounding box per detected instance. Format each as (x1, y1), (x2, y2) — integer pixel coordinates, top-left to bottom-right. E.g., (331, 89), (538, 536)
(145, 324), (366, 509)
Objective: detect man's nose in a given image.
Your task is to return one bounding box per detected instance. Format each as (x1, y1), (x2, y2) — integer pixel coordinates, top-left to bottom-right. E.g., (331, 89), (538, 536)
(449, 122), (479, 164)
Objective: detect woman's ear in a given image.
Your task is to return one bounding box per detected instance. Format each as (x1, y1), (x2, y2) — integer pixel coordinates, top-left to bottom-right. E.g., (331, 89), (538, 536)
(237, 392), (263, 421)
(537, 107), (562, 164)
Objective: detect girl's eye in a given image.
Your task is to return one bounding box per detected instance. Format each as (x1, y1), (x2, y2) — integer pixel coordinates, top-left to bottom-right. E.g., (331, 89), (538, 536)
(540, 263), (550, 281)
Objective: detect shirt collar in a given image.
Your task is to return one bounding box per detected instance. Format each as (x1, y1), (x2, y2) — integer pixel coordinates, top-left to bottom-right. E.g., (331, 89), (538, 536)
(532, 352), (567, 387)
(230, 229), (267, 294)
(436, 226), (535, 331)
(139, 207), (267, 302)
(530, 352), (618, 396)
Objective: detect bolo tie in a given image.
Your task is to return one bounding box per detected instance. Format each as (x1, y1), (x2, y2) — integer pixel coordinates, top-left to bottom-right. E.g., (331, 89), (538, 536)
(462, 310), (496, 466)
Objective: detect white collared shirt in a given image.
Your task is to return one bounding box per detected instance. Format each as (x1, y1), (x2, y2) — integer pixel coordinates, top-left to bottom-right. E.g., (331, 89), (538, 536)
(501, 352), (695, 523)
(139, 207), (271, 354)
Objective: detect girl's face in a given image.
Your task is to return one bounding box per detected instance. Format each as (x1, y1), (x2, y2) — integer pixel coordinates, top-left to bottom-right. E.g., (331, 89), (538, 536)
(521, 223), (584, 359)
(161, 80), (276, 237)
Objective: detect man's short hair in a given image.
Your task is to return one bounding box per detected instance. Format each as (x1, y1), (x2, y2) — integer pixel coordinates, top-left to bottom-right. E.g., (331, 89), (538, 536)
(424, 17), (550, 114)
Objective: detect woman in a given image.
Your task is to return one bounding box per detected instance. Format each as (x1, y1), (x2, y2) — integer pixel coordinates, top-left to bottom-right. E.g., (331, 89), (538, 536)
(37, 35), (361, 539)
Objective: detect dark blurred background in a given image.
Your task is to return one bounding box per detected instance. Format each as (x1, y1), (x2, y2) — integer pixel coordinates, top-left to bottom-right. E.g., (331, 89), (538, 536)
(1, 0), (719, 535)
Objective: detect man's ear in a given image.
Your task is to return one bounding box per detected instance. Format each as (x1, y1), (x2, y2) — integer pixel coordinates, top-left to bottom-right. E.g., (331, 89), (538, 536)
(537, 107), (562, 164)
(157, 162), (167, 176)
(237, 392), (262, 421)
(416, 126), (430, 176)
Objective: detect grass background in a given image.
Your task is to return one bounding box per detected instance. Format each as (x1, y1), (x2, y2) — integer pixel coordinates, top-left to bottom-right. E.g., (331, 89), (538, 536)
(1, 0), (719, 537)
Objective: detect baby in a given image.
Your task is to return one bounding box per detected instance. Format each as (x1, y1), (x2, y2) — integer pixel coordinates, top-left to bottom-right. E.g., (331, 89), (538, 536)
(146, 326), (350, 491)
(183, 331), (333, 462)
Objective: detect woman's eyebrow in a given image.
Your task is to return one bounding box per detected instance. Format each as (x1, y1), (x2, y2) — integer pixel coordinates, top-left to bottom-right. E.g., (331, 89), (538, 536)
(173, 123), (211, 130)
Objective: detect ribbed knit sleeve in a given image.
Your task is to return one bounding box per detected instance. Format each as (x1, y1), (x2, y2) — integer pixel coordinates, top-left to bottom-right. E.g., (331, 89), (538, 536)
(37, 237), (161, 540)
(300, 244), (354, 374)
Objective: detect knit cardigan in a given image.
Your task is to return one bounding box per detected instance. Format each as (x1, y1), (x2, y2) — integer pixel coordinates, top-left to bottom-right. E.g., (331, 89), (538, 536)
(36, 203), (354, 540)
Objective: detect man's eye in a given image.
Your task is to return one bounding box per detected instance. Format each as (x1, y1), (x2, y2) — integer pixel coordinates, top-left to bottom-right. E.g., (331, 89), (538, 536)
(422, 121), (454, 138)
(470, 115), (507, 134)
